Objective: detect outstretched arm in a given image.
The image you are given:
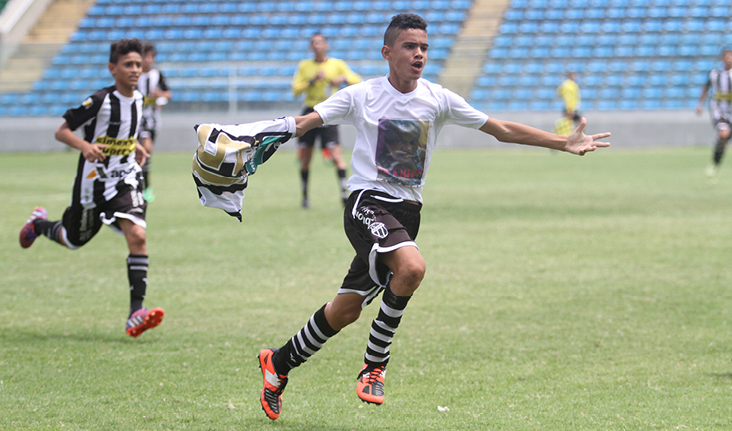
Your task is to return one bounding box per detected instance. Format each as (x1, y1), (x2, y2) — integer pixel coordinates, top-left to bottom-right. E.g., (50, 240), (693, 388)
(479, 117), (611, 156)
(696, 82), (710, 115)
(294, 110), (324, 137)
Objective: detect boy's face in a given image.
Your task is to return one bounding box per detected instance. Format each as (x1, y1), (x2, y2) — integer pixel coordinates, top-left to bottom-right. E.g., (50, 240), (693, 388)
(383, 28), (428, 84)
(142, 52), (155, 72)
(109, 51), (142, 91)
(723, 51), (732, 69)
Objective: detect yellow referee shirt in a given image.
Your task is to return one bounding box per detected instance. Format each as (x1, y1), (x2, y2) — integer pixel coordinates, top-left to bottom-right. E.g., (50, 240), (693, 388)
(292, 58), (362, 108)
(557, 78), (580, 112)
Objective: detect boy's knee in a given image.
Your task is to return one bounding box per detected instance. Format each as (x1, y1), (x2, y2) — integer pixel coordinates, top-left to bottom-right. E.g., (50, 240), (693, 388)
(718, 128), (731, 141)
(397, 257), (426, 288)
(124, 227), (146, 251)
(409, 259), (427, 281)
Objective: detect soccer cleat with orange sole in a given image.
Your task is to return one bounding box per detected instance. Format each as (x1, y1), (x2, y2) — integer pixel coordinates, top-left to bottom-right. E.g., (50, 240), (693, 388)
(356, 364), (386, 405)
(125, 307), (164, 338)
(258, 348), (288, 420)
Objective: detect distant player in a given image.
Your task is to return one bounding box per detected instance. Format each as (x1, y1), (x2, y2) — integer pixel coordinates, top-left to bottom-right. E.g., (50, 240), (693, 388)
(18, 38), (164, 338)
(555, 71), (581, 136)
(292, 33), (362, 208)
(138, 42), (172, 202)
(250, 14), (610, 420)
(696, 48), (732, 180)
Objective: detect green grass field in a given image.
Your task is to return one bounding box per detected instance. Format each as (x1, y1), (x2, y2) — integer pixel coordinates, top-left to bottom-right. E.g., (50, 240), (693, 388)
(1, 146), (731, 430)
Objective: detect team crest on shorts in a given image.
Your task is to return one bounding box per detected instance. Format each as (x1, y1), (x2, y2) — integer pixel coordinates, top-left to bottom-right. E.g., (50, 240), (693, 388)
(369, 222), (388, 239)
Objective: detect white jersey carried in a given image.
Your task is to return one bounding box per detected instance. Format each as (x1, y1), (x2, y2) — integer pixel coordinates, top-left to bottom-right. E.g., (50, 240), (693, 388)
(314, 76), (488, 202)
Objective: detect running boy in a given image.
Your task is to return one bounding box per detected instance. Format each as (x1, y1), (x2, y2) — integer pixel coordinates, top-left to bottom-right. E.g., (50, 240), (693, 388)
(252, 14), (610, 419)
(696, 48), (732, 180)
(138, 42), (172, 202)
(19, 38), (164, 338)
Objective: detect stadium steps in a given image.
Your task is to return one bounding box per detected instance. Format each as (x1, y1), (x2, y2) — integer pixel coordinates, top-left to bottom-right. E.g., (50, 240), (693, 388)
(0, 0), (94, 93)
(439, 0), (509, 98)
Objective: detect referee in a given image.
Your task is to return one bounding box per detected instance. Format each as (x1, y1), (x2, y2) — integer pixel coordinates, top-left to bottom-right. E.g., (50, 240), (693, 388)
(292, 33), (362, 208)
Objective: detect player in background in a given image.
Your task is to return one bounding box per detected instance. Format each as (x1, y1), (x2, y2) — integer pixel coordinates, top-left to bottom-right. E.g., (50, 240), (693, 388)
(256, 14), (610, 420)
(555, 71), (581, 136)
(18, 38), (164, 338)
(292, 33), (362, 208)
(696, 48), (732, 181)
(138, 42), (172, 202)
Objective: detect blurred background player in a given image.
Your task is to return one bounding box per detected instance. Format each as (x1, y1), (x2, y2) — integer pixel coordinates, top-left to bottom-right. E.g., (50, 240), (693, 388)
(18, 38), (164, 338)
(292, 33), (362, 208)
(138, 42), (172, 202)
(696, 48), (732, 181)
(555, 71), (581, 136)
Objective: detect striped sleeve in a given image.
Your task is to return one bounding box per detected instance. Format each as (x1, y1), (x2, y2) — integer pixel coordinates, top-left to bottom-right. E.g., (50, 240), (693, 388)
(192, 117), (296, 221)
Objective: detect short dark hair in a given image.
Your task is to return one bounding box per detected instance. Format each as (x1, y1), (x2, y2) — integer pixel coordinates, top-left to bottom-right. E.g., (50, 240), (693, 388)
(142, 42), (156, 56)
(109, 38), (143, 64)
(383, 13), (427, 47)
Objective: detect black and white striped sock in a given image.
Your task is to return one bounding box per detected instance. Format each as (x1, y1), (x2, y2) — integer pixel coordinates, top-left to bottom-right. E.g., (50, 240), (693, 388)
(274, 304), (338, 375)
(127, 254), (149, 316)
(365, 286), (411, 367)
(35, 219), (64, 245)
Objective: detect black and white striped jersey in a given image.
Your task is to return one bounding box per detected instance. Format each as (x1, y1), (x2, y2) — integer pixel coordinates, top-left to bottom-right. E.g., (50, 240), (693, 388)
(138, 68), (169, 137)
(707, 68), (732, 121)
(63, 86), (144, 203)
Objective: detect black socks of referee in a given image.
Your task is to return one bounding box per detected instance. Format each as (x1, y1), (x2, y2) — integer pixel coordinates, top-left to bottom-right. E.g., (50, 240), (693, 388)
(337, 168), (348, 205)
(127, 254), (149, 316)
(364, 286), (411, 368)
(274, 304), (339, 375)
(300, 170), (309, 201)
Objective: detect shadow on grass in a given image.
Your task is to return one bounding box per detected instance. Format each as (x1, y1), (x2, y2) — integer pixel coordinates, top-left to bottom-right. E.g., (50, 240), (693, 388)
(248, 419), (364, 431)
(3, 328), (153, 345)
(709, 373), (732, 380)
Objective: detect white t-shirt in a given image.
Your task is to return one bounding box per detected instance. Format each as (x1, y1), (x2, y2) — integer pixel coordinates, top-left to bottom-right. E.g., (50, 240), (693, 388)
(315, 76), (489, 202)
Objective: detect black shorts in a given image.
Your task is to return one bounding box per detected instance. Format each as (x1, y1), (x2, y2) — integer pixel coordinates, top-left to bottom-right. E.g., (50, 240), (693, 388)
(713, 117), (731, 131)
(298, 107), (339, 149)
(339, 190), (422, 307)
(563, 110), (581, 122)
(62, 172), (147, 248)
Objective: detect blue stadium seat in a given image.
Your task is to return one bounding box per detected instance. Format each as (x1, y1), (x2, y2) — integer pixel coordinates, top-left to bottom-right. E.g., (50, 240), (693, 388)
(624, 74), (644, 87)
(604, 74), (624, 87)
(582, 75), (602, 86)
(618, 99), (638, 110)
(641, 99), (661, 109)
(597, 99), (618, 110)
(621, 20), (641, 32)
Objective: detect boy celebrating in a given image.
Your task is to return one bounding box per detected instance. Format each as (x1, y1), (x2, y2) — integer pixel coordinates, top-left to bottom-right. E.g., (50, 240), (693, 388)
(19, 38), (164, 338)
(191, 14), (609, 419)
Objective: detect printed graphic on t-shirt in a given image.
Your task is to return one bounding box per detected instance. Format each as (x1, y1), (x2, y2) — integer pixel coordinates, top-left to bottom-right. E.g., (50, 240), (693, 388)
(375, 119), (428, 187)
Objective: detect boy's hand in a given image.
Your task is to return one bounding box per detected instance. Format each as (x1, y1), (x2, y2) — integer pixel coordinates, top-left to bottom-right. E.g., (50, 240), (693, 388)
(565, 118), (611, 156)
(135, 140), (149, 167)
(82, 143), (107, 162)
